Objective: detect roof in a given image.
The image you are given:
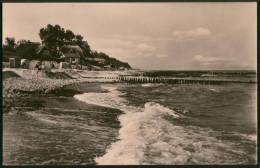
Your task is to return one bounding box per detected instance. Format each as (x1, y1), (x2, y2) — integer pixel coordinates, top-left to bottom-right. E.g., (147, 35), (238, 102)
(60, 45), (83, 58)
(63, 53), (81, 58)
(63, 45), (82, 50)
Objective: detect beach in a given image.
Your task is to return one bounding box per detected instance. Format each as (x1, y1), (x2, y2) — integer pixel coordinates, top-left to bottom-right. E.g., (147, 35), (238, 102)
(3, 68), (136, 100)
(3, 2), (257, 165)
(3, 68), (123, 164)
(3, 69), (257, 165)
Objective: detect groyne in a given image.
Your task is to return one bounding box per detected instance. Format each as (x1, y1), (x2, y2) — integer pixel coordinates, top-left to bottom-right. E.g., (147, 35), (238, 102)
(103, 76), (256, 85)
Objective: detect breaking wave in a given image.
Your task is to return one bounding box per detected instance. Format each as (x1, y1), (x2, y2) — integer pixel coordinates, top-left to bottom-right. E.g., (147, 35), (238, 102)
(74, 85), (255, 165)
(141, 83), (164, 87)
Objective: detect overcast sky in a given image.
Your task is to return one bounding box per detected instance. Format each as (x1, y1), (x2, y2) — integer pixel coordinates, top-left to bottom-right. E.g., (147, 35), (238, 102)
(3, 3), (257, 70)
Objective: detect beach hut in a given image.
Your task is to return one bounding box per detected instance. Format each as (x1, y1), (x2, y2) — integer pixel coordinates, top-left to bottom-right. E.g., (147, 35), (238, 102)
(42, 61), (57, 71)
(21, 59), (30, 69)
(9, 58), (15, 68)
(9, 58), (21, 68)
(29, 60), (41, 70)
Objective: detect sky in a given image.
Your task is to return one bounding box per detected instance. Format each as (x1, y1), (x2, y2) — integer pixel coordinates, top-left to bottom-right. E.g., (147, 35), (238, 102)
(3, 2), (257, 70)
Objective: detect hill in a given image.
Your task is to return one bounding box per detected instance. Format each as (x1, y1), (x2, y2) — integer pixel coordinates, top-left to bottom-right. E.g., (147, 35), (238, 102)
(3, 24), (132, 70)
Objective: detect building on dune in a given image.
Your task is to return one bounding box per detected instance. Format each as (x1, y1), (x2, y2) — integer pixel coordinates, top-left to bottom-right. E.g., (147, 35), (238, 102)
(60, 45), (83, 65)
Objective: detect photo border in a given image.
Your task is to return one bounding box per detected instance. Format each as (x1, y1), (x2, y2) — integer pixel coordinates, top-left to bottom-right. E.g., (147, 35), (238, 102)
(1, 0), (258, 168)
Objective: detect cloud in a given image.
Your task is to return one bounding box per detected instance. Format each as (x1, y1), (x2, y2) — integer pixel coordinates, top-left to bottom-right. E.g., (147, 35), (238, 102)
(90, 37), (135, 48)
(193, 54), (204, 61)
(193, 54), (234, 67)
(91, 36), (159, 61)
(137, 43), (156, 51)
(193, 54), (216, 61)
(172, 27), (211, 40)
(193, 54), (228, 62)
(141, 52), (153, 58)
(156, 54), (168, 58)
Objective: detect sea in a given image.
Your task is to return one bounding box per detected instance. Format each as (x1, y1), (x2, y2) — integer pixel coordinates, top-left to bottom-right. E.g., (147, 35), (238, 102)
(3, 70), (257, 165)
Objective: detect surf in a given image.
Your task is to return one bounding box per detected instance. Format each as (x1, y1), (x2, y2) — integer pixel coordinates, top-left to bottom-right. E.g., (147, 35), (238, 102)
(74, 84), (255, 165)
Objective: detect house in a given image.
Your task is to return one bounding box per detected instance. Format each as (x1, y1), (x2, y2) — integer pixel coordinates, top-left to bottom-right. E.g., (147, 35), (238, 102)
(3, 50), (21, 68)
(60, 45), (83, 65)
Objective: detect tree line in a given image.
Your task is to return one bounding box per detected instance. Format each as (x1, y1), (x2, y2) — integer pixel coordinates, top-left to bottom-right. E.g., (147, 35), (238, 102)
(4, 24), (91, 60)
(3, 24), (131, 69)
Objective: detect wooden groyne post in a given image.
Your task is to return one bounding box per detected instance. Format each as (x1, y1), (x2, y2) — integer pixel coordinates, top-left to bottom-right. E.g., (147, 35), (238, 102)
(107, 76), (256, 85)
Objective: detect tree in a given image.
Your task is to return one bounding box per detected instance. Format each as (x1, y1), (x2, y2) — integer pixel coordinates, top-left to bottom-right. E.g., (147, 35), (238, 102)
(5, 37), (16, 50)
(74, 34), (83, 43)
(64, 30), (75, 43)
(16, 41), (40, 60)
(39, 24), (66, 58)
(79, 41), (91, 58)
(17, 39), (30, 46)
(39, 24), (94, 61)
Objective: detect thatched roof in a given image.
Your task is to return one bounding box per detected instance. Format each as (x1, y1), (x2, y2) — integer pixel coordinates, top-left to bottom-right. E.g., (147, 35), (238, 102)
(60, 45), (83, 58)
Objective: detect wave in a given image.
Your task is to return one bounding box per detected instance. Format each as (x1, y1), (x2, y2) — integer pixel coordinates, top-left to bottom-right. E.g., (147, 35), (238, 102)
(74, 85), (255, 165)
(26, 111), (60, 125)
(209, 88), (218, 92)
(25, 110), (110, 133)
(74, 86), (128, 109)
(95, 102), (182, 165)
(141, 83), (163, 87)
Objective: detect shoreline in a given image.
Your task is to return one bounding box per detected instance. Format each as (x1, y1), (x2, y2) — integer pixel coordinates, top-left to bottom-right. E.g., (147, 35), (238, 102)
(3, 81), (121, 165)
(2, 68), (257, 165)
(2, 68), (121, 114)
(3, 68), (257, 99)
(3, 68), (123, 98)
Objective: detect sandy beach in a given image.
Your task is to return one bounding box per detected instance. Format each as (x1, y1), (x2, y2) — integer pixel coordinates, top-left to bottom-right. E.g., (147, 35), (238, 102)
(3, 68), (132, 115)
(3, 68), (135, 98)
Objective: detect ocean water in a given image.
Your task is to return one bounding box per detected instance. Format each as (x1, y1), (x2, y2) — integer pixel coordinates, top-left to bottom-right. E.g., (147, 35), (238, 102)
(3, 78), (257, 165)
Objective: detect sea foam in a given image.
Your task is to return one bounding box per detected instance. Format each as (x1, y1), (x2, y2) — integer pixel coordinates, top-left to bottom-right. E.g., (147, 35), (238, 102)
(74, 85), (254, 165)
